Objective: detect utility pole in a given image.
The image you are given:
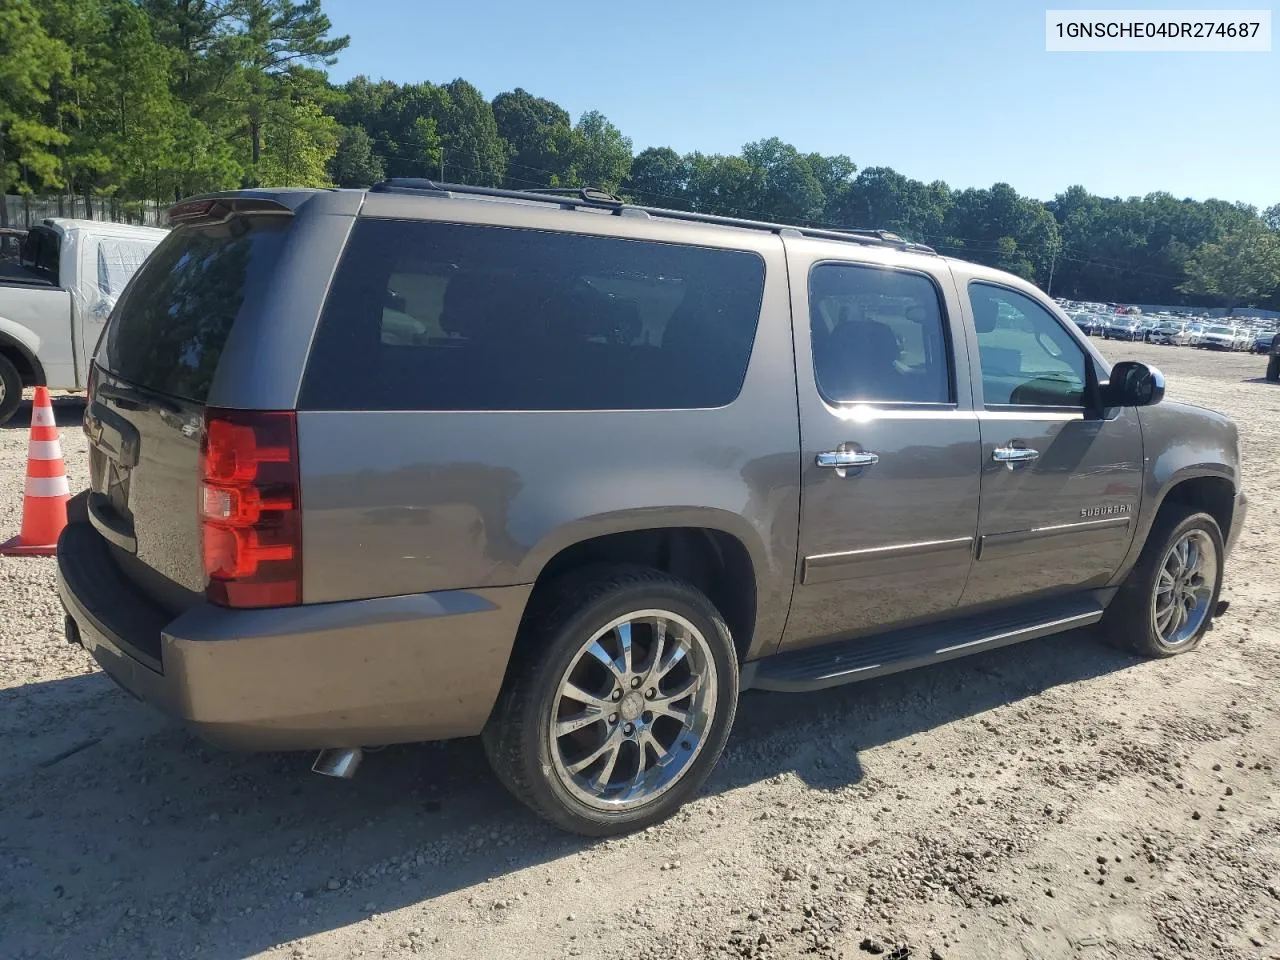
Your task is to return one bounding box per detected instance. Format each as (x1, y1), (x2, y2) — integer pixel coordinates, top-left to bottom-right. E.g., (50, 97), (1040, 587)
(439, 149), (445, 182)
(1046, 241), (1059, 296)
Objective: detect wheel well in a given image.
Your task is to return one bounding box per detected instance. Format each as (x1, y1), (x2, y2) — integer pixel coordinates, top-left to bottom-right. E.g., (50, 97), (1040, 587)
(0, 339), (44, 386)
(1160, 476), (1235, 538)
(531, 528), (758, 661)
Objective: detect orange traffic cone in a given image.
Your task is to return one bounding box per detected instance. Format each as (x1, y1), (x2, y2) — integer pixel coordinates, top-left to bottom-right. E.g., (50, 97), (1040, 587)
(1, 387), (70, 556)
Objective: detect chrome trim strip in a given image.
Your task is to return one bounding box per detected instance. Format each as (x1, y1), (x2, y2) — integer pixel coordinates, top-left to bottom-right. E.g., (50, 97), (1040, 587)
(978, 515), (1132, 559)
(978, 410), (1085, 422)
(802, 536), (975, 586)
(935, 611), (1102, 654)
(806, 536), (974, 565)
(821, 406), (1089, 423)
(814, 662), (883, 681)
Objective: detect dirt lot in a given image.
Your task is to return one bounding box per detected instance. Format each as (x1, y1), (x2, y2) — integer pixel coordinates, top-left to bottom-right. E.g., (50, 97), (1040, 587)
(2, 341), (1278, 960)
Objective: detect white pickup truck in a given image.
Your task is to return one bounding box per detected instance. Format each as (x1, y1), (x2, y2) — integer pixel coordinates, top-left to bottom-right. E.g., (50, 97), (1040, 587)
(0, 218), (167, 423)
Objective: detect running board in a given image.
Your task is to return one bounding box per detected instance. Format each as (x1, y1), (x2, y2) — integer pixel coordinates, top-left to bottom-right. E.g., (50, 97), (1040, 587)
(745, 595), (1106, 693)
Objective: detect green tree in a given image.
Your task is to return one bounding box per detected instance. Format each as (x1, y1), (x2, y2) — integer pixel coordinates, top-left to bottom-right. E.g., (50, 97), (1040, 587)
(90, 0), (194, 209)
(836, 166), (949, 240)
(740, 137), (824, 223)
(1179, 222), (1280, 309)
(328, 124), (383, 186)
(257, 95), (338, 186)
(437, 79), (505, 185)
(0, 0), (71, 212)
(685, 152), (756, 217)
(220, 0), (348, 180)
(941, 183), (1060, 285)
(1264, 203), (1280, 232)
(622, 146), (689, 208)
(492, 87), (572, 188)
(564, 110), (631, 192)
(380, 81), (448, 178)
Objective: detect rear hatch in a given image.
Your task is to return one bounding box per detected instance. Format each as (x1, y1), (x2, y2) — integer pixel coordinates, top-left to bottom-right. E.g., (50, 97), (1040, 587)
(86, 204), (293, 612)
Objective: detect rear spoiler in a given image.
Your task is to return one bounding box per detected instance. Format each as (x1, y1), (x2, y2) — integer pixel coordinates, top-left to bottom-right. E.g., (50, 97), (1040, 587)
(167, 196), (295, 226)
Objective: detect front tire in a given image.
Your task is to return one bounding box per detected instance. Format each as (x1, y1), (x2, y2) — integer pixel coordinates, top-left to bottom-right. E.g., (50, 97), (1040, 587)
(1267, 356), (1280, 382)
(483, 567), (739, 836)
(1102, 507), (1224, 658)
(0, 354), (22, 426)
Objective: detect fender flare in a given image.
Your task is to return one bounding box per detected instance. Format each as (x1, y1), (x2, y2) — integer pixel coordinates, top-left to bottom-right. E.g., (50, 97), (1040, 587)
(1111, 464), (1236, 585)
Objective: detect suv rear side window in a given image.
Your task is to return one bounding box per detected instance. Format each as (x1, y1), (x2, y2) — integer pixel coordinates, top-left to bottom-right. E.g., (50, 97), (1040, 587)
(808, 262), (953, 404)
(300, 220), (766, 411)
(97, 219), (288, 402)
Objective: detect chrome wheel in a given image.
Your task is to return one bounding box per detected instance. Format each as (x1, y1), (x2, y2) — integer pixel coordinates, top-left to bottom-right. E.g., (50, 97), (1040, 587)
(1152, 529), (1218, 647)
(549, 609), (718, 812)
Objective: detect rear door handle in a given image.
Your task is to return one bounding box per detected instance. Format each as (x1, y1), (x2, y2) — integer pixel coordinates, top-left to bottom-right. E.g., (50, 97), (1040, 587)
(992, 445), (1040, 469)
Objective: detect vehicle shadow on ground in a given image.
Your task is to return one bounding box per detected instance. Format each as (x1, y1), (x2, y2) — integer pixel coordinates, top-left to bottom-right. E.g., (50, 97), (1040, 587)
(4, 626), (1141, 959)
(1, 395), (86, 430)
(1241, 377), (1278, 385)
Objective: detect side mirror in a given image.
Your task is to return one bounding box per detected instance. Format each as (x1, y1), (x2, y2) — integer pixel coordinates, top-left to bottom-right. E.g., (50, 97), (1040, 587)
(1101, 361), (1165, 407)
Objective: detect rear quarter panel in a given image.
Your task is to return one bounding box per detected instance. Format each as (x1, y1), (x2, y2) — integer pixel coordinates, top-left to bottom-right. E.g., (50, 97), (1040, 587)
(297, 206), (800, 660)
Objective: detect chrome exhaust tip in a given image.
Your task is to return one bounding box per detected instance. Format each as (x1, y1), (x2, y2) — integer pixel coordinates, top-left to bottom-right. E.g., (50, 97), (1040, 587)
(312, 747), (362, 779)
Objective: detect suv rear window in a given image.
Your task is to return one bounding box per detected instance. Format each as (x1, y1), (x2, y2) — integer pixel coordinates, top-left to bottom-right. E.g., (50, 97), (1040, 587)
(300, 219), (766, 411)
(97, 219), (288, 402)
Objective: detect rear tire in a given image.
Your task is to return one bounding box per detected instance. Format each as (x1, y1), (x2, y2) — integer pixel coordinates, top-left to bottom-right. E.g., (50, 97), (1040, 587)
(1101, 507), (1223, 658)
(0, 355), (22, 426)
(1267, 356), (1280, 382)
(483, 566), (739, 836)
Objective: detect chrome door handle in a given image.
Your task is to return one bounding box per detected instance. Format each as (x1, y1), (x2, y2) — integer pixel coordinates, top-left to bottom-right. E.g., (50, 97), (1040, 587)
(992, 445), (1040, 469)
(816, 449), (880, 474)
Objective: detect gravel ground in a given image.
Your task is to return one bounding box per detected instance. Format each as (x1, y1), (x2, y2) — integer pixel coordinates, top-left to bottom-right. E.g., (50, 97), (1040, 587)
(2, 341), (1278, 960)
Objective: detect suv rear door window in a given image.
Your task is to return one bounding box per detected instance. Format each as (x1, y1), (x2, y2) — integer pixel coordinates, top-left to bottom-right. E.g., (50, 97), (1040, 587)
(300, 219), (766, 411)
(808, 262), (953, 404)
(97, 219), (288, 402)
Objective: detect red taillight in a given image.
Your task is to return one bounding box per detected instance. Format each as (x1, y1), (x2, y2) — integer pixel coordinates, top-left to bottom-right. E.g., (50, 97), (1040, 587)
(200, 409), (301, 608)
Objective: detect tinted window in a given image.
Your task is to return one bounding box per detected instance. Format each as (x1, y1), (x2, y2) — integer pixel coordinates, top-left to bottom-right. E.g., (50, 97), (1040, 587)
(969, 282), (1087, 407)
(808, 263), (952, 404)
(98, 218), (288, 402)
(19, 228), (59, 285)
(300, 220), (765, 411)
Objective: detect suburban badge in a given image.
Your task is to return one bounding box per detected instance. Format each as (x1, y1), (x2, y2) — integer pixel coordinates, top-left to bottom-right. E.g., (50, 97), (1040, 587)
(1081, 504), (1132, 518)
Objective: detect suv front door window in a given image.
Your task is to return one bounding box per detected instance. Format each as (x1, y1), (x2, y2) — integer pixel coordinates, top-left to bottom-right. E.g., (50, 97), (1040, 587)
(970, 283), (1088, 408)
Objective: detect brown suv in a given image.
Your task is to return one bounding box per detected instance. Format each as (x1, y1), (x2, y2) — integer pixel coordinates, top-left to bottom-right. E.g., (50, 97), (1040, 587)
(58, 181), (1245, 835)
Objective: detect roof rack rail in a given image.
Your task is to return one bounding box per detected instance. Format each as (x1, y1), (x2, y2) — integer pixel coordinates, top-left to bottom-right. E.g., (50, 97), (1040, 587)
(370, 179), (937, 254)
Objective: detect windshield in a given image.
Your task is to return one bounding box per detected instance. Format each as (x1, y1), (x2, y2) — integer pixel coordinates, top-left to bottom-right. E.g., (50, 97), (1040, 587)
(1207, 326), (1234, 335)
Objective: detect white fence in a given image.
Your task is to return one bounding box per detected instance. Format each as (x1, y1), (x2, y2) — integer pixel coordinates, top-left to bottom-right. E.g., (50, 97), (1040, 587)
(2, 194), (167, 228)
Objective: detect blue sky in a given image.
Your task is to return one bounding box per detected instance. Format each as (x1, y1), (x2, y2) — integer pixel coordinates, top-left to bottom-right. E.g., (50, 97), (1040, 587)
(323, 0), (1278, 208)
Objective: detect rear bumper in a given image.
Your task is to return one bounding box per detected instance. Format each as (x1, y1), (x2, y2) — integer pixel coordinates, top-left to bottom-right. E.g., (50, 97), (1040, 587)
(57, 522), (530, 751)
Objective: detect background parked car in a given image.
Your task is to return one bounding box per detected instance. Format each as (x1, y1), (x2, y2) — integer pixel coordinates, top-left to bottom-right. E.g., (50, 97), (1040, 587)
(1254, 329), (1278, 354)
(1104, 317), (1145, 341)
(1198, 324), (1245, 351)
(0, 218), (166, 423)
(1150, 320), (1189, 345)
